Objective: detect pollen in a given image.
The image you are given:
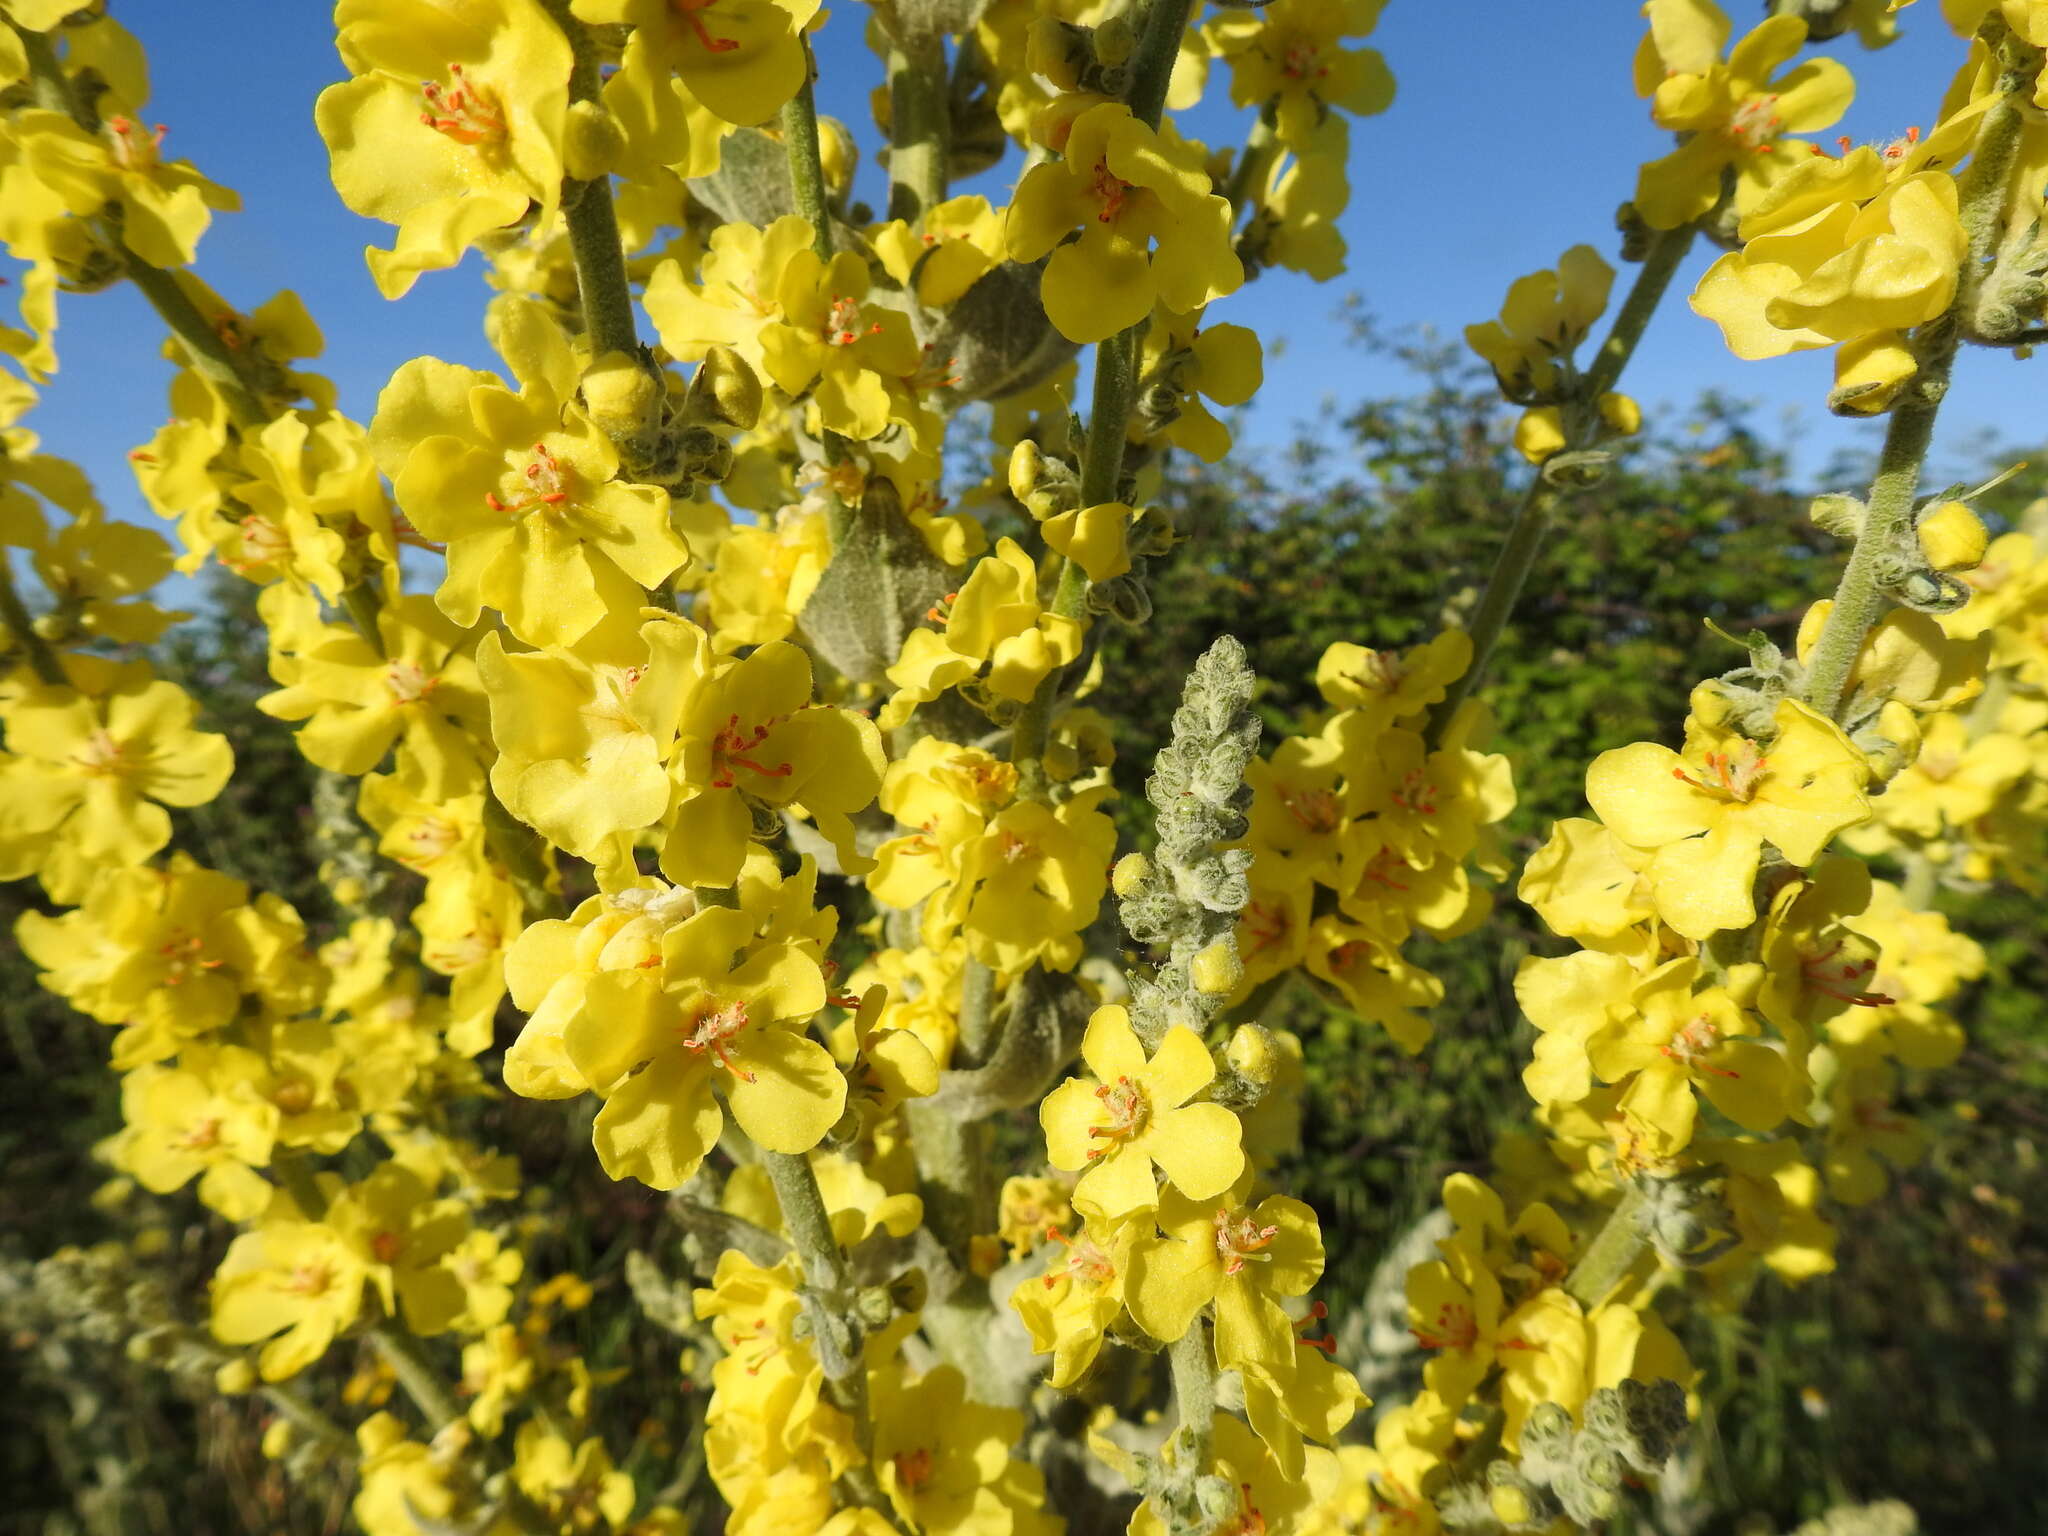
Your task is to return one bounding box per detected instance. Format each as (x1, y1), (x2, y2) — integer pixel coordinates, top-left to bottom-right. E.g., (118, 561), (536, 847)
(486, 442), (574, 517)
(1086, 1075), (1150, 1158)
(1213, 1206), (1281, 1276)
(709, 714), (793, 789)
(683, 996), (755, 1080)
(420, 64), (506, 148)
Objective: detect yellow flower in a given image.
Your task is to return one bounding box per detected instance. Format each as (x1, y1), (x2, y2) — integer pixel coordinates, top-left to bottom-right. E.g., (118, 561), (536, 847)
(1874, 708), (2030, 839)
(869, 1367), (1039, 1534)
(257, 593), (488, 802)
(1465, 246), (1613, 402)
(945, 787), (1117, 973)
(1691, 155), (1967, 366)
(1005, 102), (1242, 344)
(1588, 957), (1801, 1147)
(872, 195), (1007, 308)
(1126, 1182), (1325, 1374)
(881, 537), (1084, 729)
(1314, 629), (1471, 722)
(316, 0), (571, 297)
(212, 1213), (369, 1380)
(1204, 0), (1394, 151)
(6, 99), (239, 269)
(1132, 312), (1263, 462)
(578, 926), (837, 1189)
(570, 0), (815, 128)
(1012, 1216), (1135, 1387)
(661, 637), (886, 888)
(1040, 1005), (1244, 1219)
(479, 612), (705, 859)
(0, 657), (232, 901)
(372, 355), (687, 648)
(113, 1046), (279, 1221)
(1631, 1), (1855, 230)
(1585, 693), (1872, 938)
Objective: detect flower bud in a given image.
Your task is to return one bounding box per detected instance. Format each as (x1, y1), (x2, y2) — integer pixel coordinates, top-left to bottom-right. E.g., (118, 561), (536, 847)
(216, 1358), (257, 1395)
(684, 346), (763, 430)
(581, 351), (663, 446)
(1809, 493), (1864, 539)
(1111, 851), (1152, 898)
(563, 98), (626, 180)
(1225, 1023), (1280, 1083)
(1597, 390), (1640, 437)
(1917, 499), (1988, 572)
(262, 1420), (295, 1461)
(1093, 13), (1136, 65)
(1009, 439), (1046, 503)
(1513, 405), (1566, 464)
(1190, 939), (1241, 995)
(817, 116), (858, 195)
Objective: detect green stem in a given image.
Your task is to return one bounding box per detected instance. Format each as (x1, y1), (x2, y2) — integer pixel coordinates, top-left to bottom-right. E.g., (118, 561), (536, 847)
(885, 24), (949, 223)
(482, 781), (563, 922)
(1224, 113), (1280, 226)
(1167, 1322), (1217, 1474)
(1427, 222), (1695, 739)
(563, 175), (640, 359)
(259, 1380), (355, 1455)
(781, 39), (835, 258)
(0, 548), (65, 686)
(1899, 848), (1940, 910)
(760, 1150), (896, 1520)
(1564, 1185), (1650, 1308)
(1582, 223), (1695, 401)
(1123, 0), (1197, 130)
(370, 1325), (463, 1432)
(542, 0), (642, 360)
(1802, 87), (2026, 719)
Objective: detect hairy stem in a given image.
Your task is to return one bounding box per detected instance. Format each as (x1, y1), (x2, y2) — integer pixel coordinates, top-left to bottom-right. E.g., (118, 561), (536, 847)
(782, 39), (835, 258)
(1167, 1322), (1217, 1476)
(370, 1325), (463, 1432)
(760, 1149), (896, 1519)
(259, 1380), (356, 1454)
(885, 24), (949, 222)
(482, 782), (563, 922)
(1564, 1185), (1650, 1308)
(1428, 222), (1695, 737)
(544, 0), (642, 360)
(0, 548), (65, 686)
(1224, 113), (1280, 226)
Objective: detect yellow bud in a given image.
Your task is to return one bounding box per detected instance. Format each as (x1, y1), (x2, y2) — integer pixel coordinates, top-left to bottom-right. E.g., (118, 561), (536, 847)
(1226, 1023), (1281, 1083)
(1489, 1485), (1535, 1526)
(685, 346), (763, 430)
(581, 351), (663, 444)
(1513, 405), (1566, 464)
(1111, 851), (1151, 898)
(817, 116), (858, 196)
(1191, 939), (1242, 996)
(563, 98), (626, 180)
(1918, 500), (1988, 572)
(215, 1359), (257, 1396)
(261, 1420), (295, 1461)
(1009, 439), (1046, 505)
(1598, 390), (1641, 436)
(968, 1233), (1005, 1279)
(1796, 599), (1832, 664)
(1093, 13), (1136, 66)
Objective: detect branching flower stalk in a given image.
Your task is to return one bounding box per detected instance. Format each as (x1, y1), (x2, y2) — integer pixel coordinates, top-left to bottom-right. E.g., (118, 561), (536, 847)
(1428, 220), (1696, 738)
(1801, 48), (2035, 719)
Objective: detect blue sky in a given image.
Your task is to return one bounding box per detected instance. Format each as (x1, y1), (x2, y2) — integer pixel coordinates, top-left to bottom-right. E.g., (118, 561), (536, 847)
(10, 1), (2039, 525)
